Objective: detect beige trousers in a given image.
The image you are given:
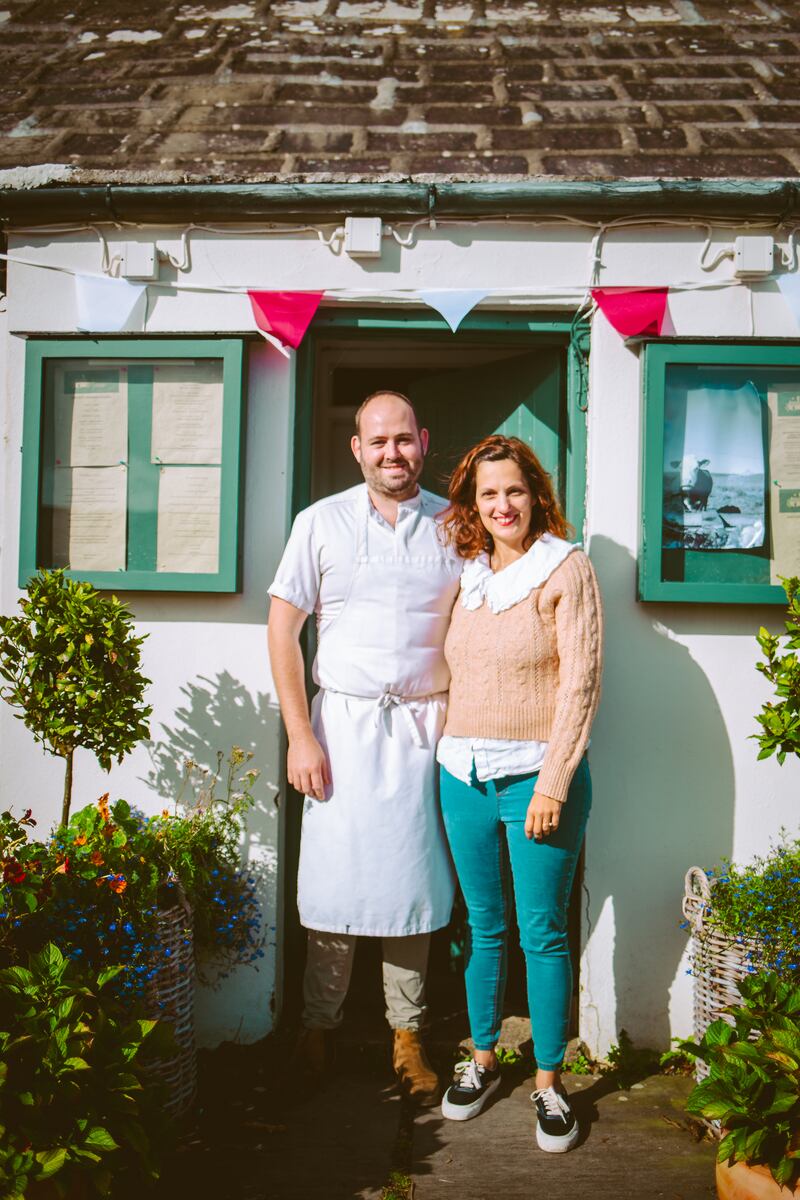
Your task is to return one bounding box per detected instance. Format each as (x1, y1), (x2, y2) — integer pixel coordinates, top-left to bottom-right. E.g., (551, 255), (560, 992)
(302, 930), (431, 1032)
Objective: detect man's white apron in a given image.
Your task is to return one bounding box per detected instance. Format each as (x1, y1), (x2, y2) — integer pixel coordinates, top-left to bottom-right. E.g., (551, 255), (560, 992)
(297, 489), (460, 937)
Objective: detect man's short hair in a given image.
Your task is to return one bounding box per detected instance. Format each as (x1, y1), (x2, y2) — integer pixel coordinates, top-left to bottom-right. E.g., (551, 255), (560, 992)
(354, 390), (421, 436)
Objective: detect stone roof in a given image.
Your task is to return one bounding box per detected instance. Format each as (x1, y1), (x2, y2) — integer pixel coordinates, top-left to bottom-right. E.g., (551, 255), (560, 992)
(1, 0), (800, 183)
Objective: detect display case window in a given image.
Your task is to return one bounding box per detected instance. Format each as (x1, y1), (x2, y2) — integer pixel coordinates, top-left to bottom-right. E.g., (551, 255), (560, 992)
(21, 340), (245, 592)
(641, 343), (800, 604)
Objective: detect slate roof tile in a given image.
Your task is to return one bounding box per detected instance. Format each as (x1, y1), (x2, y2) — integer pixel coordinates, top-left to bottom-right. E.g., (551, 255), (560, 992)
(1, 0), (800, 181)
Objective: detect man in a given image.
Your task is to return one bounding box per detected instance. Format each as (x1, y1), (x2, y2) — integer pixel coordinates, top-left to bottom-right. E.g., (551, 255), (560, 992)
(267, 390), (461, 1104)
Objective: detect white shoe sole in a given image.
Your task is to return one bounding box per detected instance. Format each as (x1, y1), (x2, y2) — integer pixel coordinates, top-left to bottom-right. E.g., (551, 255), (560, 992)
(441, 1075), (501, 1121)
(536, 1118), (580, 1153)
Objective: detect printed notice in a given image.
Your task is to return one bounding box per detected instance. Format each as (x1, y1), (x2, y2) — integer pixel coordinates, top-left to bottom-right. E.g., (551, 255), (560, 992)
(52, 465), (127, 572)
(151, 363), (223, 464)
(156, 466), (220, 573)
(768, 386), (800, 581)
(54, 369), (127, 467)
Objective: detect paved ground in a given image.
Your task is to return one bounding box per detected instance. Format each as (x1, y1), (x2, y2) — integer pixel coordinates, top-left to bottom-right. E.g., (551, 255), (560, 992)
(155, 1021), (717, 1200)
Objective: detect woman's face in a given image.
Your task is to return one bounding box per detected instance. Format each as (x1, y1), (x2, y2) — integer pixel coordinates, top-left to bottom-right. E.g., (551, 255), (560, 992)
(474, 457), (533, 553)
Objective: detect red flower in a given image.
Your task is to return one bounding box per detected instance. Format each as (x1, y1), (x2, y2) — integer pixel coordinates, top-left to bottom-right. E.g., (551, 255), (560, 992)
(90, 850), (104, 866)
(3, 860), (26, 884)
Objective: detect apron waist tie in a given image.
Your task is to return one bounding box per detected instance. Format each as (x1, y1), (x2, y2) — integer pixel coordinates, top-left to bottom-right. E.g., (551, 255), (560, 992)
(324, 687), (447, 750)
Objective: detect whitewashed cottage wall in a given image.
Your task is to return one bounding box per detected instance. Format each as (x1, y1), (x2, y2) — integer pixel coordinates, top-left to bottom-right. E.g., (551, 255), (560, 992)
(2, 221), (799, 1054)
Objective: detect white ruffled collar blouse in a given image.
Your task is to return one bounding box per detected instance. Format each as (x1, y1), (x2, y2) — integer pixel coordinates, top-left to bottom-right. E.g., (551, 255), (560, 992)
(459, 533), (579, 614)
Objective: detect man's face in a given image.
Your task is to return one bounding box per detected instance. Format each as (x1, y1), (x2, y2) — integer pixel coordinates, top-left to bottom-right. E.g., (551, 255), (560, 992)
(351, 395), (429, 500)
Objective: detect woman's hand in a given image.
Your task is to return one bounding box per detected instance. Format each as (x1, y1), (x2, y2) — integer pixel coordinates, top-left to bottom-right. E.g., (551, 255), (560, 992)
(525, 790), (563, 840)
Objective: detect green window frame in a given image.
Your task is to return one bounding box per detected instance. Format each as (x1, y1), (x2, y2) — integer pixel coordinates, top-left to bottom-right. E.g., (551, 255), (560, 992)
(640, 341), (800, 605)
(20, 338), (246, 593)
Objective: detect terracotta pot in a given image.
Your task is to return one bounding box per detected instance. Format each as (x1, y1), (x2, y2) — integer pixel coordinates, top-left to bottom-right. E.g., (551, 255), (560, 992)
(716, 1160), (800, 1200)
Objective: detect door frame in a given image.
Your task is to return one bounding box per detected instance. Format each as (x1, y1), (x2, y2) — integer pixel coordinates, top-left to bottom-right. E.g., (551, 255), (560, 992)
(280, 307), (591, 1023)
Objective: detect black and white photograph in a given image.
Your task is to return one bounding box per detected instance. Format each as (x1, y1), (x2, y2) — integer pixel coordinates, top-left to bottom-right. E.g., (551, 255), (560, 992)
(663, 381), (766, 551)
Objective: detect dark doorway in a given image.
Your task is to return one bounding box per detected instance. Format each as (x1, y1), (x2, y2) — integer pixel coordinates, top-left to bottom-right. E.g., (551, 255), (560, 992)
(282, 325), (584, 1045)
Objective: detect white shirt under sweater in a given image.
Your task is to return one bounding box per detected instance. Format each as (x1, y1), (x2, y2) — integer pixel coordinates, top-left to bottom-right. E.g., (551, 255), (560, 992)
(436, 535), (579, 786)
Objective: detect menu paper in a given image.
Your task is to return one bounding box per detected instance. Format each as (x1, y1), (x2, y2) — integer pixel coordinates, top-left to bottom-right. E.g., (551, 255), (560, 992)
(768, 386), (800, 581)
(52, 465), (127, 572)
(54, 369), (128, 467)
(151, 364), (224, 464)
(156, 466), (221, 573)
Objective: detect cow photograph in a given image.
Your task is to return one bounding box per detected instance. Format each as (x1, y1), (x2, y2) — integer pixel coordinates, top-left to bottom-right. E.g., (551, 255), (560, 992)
(662, 377), (766, 551)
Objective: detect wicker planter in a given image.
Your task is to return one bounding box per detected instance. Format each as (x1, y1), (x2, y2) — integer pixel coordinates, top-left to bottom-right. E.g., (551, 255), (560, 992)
(143, 894), (197, 1119)
(682, 866), (759, 1082)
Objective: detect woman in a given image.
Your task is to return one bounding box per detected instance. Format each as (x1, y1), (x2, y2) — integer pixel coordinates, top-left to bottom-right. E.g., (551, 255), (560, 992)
(437, 435), (603, 1153)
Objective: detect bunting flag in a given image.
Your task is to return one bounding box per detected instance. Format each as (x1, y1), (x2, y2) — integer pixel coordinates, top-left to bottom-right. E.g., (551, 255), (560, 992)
(591, 286), (669, 337)
(417, 289), (490, 332)
(777, 273), (800, 330)
(247, 290), (324, 350)
(75, 274), (147, 333)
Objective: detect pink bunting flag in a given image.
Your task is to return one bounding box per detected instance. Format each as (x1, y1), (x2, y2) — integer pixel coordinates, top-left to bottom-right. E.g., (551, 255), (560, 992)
(247, 290), (324, 350)
(591, 287), (669, 337)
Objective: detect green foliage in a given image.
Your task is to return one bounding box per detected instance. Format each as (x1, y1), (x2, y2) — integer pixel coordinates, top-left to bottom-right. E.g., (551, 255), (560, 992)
(695, 836), (800, 980)
(681, 971), (800, 1189)
(380, 1172), (413, 1200)
(568, 1050), (595, 1076)
(0, 570), (152, 823)
(603, 1029), (661, 1088)
(753, 575), (800, 766)
(0, 942), (171, 1199)
(0, 750), (264, 993)
(658, 1039), (695, 1075)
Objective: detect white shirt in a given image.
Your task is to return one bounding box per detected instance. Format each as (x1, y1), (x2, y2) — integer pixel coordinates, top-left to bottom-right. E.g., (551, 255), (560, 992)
(268, 483), (461, 695)
(436, 534), (579, 786)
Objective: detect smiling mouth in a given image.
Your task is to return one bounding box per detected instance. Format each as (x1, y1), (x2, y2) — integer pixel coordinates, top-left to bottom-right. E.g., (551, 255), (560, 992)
(494, 514), (519, 526)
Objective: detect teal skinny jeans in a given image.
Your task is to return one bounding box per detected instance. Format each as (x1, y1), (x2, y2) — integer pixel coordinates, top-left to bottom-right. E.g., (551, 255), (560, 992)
(439, 758), (591, 1071)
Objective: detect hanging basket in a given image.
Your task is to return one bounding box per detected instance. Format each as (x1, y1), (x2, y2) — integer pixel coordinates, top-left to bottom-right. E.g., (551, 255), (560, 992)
(143, 891), (197, 1119)
(682, 866), (758, 1083)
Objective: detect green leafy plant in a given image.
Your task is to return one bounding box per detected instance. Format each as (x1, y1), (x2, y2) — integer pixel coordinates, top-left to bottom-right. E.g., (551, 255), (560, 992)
(0, 570), (152, 827)
(0, 942), (171, 1199)
(681, 971), (800, 1189)
(602, 1029), (660, 1088)
(753, 575), (800, 766)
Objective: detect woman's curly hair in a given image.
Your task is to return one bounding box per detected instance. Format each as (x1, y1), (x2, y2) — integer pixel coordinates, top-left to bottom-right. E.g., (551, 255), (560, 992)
(440, 435), (572, 559)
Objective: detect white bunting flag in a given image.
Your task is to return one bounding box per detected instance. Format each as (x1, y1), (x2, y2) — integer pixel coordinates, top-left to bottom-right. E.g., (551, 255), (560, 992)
(75, 274), (147, 333)
(777, 273), (800, 330)
(418, 289), (490, 332)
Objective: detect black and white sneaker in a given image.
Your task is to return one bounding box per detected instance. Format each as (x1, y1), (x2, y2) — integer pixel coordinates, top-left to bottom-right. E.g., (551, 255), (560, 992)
(441, 1059), (501, 1121)
(531, 1086), (580, 1152)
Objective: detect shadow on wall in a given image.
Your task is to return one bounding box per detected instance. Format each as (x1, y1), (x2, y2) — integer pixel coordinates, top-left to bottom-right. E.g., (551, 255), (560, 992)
(141, 671), (284, 1044)
(586, 535), (735, 1051)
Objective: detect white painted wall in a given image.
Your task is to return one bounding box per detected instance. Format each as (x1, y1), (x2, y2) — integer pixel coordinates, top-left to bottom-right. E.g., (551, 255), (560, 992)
(2, 218), (799, 1054)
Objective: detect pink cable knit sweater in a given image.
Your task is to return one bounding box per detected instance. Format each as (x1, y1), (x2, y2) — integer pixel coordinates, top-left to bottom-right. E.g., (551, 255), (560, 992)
(442, 548), (604, 804)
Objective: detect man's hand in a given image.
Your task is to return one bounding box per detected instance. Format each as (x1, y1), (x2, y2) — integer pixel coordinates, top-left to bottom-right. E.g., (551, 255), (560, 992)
(287, 732), (331, 801)
(525, 790), (563, 841)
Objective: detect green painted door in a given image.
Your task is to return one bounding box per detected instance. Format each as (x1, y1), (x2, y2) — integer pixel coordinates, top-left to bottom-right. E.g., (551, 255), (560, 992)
(407, 347), (566, 512)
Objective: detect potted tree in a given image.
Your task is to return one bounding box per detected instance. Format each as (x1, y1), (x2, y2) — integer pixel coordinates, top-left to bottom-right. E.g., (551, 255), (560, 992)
(0, 569), (151, 828)
(681, 971), (800, 1199)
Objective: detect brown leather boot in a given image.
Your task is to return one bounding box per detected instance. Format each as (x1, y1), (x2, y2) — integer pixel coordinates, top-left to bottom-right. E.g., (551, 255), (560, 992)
(293, 1026), (330, 1077)
(392, 1030), (440, 1106)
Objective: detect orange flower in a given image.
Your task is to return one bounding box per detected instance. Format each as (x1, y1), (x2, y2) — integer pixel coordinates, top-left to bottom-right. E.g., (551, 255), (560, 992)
(54, 857), (70, 875)
(97, 793), (111, 823)
(90, 850), (104, 866)
(73, 834), (87, 846)
(161, 809), (170, 819)
(108, 875), (127, 894)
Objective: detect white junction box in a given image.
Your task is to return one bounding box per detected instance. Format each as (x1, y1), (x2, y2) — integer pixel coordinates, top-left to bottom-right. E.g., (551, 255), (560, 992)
(733, 235), (774, 277)
(120, 242), (159, 280)
(344, 216), (383, 258)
